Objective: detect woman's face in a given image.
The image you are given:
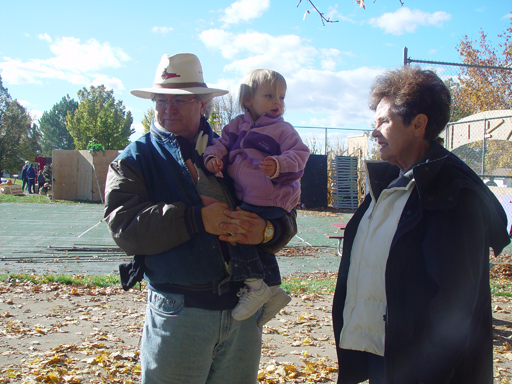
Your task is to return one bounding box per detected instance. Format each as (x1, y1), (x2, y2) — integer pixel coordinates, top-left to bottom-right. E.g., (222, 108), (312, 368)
(372, 98), (428, 171)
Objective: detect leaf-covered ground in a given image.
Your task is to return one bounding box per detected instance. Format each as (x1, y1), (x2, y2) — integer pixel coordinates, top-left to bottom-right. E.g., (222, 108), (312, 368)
(0, 268), (511, 384)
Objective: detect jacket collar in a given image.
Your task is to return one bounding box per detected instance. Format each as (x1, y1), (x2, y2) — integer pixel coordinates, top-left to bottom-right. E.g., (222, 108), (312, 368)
(149, 115), (215, 148)
(243, 109), (284, 127)
(366, 142), (451, 206)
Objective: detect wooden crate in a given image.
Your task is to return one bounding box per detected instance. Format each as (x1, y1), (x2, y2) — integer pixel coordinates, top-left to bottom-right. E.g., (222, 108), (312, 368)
(52, 150), (119, 202)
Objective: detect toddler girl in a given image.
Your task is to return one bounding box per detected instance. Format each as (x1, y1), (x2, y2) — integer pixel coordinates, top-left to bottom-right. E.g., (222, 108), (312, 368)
(204, 69), (310, 326)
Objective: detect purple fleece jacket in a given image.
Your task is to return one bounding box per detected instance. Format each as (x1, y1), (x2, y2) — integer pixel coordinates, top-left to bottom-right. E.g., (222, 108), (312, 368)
(204, 111), (310, 212)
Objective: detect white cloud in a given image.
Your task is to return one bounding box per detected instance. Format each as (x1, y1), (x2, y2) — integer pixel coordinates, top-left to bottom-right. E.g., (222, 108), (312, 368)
(0, 36), (130, 86)
(286, 66), (384, 127)
(502, 13), (512, 20)
(199, 28), (379, 127)
(200, 29), (317, 75)
(49, 37), (130, 72)
(152, 26), (174, 36)
(220, 0), (270, 26)
(369, 7), (451, 35)
(37, 33), (52, 43)
(326, 6), (356, 23)
(319, 48), (341, 71)
(91, 75), (125, 92)
(30, 110), (44, 122)
(428, 49), (436, 55)
(321, 59), (337, 71)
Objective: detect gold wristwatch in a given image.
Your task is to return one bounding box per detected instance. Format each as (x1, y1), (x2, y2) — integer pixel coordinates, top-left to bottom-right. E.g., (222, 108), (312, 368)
(262, 220), (274, 243)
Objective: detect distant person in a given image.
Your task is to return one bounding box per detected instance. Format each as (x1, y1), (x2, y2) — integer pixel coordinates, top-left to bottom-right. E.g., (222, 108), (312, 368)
(435, 136), (444, 146)
(332, 67), (510, 384)
(26, 164), (36, 194)
(37, 171), (45, 193)
(204, 69), (310, 323)
(21, 161), (29, 191)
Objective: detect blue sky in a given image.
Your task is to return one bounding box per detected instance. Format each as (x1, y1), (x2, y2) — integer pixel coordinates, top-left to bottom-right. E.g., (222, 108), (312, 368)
(1, 0), (511, 145)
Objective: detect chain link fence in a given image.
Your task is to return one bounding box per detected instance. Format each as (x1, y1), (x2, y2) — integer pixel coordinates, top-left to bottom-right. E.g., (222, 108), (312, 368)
(296, 50), (512, 228)
(406, 49), (512, 229)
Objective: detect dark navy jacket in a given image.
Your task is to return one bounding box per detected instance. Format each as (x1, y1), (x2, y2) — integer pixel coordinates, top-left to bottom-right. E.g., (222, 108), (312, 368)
(333, 142), (510, 384)
(105, 118), (296, 298)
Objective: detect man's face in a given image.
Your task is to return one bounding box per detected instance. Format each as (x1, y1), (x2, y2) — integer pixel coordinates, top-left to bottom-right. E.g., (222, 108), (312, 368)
(154, 94), (206, 142)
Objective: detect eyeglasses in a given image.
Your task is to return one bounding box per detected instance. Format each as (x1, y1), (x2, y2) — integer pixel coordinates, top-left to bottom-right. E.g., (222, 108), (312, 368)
(153, 97), (197, 109)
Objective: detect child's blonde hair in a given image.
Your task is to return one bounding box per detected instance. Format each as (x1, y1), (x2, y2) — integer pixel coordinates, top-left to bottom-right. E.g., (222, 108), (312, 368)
(238, 69), (287, 112)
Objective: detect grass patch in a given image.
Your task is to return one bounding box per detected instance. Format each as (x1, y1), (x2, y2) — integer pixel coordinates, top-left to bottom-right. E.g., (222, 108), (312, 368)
(0, 194), (102, 204)
(0, 273), (120, 287)
(0, 273), (509, 298)
(490, 279), (512, 297)
(281, 276), (336, 295)
(0, 194), (50, 203)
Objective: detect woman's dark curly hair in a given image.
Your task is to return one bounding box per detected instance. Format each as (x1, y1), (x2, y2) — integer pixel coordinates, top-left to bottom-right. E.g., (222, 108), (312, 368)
(368, 66), (451, 142)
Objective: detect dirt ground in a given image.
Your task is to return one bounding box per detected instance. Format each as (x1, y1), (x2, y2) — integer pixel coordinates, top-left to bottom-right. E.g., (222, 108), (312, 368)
(0, 270), (511, 384)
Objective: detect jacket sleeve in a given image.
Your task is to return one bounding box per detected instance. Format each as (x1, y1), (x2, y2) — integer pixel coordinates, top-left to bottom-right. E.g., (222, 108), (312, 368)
(203, 116), (242, 162)
(414, 188), (491, 383)
(272, 125), (310, 184)
(104, 159), (204, 256)
(259, 208), (298, 254)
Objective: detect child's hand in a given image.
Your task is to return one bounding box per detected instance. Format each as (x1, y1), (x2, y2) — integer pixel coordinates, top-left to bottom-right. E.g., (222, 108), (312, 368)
(206, 157), (223, 174)
(259, 158), (277, 177)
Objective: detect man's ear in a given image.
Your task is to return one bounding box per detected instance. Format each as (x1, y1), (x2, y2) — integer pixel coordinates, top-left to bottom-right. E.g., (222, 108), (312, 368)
(200, 101), (207, 115)
(412, 114), (428, 138)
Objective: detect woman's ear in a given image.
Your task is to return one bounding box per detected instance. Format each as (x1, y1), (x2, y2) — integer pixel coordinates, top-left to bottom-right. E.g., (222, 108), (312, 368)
(412, 114), (428, 138)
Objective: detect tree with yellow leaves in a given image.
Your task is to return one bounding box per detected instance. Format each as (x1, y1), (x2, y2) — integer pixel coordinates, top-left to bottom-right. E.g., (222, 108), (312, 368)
(456, 17), (512, 114)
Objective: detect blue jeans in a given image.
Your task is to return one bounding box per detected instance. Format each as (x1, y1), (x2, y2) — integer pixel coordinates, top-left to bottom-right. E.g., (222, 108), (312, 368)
(141, 289), (262, 384)
(229, 203), (287, 286)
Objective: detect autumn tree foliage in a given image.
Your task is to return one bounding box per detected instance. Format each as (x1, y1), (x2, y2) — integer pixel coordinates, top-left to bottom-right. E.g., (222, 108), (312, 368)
(66, 85), (134, 150)
(451, 18), (512, 176)
(456, 17), (512, 114)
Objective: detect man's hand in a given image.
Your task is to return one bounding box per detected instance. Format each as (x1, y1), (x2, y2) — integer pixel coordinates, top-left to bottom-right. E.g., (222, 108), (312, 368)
(201, 202), (231, 236)
(219, 207), (266, 245)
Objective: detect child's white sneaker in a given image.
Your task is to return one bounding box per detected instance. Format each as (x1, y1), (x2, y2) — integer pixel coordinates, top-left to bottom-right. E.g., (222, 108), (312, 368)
(232, 284), (272, 321)
(257, 288), (291, 327)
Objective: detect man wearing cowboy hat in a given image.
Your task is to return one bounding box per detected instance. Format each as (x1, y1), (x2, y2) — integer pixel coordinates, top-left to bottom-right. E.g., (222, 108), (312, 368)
(104, 53), (297, 383)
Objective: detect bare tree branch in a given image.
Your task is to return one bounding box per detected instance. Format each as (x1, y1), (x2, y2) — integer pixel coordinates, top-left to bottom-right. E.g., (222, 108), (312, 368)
(297, 0), (338, 26)
(298, 1), (405, 25)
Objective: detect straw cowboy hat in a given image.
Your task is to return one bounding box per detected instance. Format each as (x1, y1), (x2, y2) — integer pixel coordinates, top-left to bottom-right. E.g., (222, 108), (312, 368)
(131, 53), (228, 99)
